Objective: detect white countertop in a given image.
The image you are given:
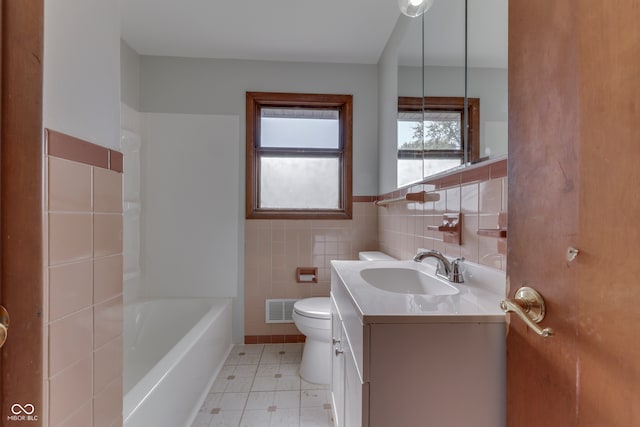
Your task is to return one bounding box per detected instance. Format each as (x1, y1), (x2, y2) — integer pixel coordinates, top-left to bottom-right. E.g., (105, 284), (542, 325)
(331, 259), (506, 324)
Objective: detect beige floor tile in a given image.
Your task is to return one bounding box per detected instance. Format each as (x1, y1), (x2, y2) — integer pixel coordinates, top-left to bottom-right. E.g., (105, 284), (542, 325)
(195, 344), (333, 427)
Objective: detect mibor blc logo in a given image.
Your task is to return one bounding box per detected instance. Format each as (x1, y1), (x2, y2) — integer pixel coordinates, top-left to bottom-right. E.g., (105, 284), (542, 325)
(7, 403), (38, 422)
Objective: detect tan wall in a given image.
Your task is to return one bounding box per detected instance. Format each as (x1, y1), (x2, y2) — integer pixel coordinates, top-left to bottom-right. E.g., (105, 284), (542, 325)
(244, 202), (378, 341)
(244, 162), (508, 342)
(45, 131), (123, 427)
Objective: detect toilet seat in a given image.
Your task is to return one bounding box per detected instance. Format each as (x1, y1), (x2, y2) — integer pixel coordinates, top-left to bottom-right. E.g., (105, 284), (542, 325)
(293, 297), (330, 320)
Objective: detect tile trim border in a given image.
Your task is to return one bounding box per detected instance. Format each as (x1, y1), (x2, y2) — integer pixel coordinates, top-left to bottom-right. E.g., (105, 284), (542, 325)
(244, 335), (306, 344)
(352, 196), (377, 203)
(46, 129), (123, 173)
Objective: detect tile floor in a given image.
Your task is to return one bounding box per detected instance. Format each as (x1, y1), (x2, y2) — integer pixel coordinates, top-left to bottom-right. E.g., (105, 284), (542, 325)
(192, 343), (334, 427)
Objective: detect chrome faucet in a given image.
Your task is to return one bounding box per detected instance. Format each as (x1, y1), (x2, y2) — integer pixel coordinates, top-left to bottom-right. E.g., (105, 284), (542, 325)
(413, 249), (465, 283)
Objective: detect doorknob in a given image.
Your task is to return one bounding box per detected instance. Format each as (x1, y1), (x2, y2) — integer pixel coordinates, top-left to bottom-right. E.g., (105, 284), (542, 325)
(0, 305), (9, 348)
(500, 287), (554, 337)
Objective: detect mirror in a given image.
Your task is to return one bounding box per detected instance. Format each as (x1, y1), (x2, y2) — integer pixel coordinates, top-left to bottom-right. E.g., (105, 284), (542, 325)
(396, 15), (425, 187)
(467, 0), (508, 161)
(396, 0), (508, 188)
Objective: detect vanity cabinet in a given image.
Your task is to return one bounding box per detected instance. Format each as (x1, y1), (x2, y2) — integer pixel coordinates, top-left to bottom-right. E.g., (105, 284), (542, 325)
(331, 296), (366, 427)
(330, 267), (505, 427)
(330, 298), (345, 426)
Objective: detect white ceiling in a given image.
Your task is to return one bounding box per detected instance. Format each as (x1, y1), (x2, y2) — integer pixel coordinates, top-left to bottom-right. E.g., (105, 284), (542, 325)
(121, 0), (507, 67)
(120, 0), (402, 64)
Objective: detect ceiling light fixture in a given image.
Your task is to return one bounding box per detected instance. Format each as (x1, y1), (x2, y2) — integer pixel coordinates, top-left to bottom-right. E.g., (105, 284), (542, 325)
(398, 0), (435, 18)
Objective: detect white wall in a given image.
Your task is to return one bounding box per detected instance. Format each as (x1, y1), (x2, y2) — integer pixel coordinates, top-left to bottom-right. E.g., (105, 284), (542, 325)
(467, 67), (508, 157)
(121, 103), (142, 135)
(377, 15), (412, 195)
(141, 113), (240, 300)
(121, 39), (141, 111)
(139, 56), (380, 196)
(44, 0), (121, 150)
(139, 57), (379, 343)
(120, 41), (143, 304)
(121, 115), (142, 304)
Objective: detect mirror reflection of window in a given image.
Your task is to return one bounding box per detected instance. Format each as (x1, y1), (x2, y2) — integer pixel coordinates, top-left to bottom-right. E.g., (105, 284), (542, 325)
(396, 97), (479, 188)
(397, 109), (424, 186)
(394, 0), (508, 190)
(423, 110), (464, 177)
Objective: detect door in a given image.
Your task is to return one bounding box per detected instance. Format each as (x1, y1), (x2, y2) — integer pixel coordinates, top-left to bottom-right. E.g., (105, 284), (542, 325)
(0, 1), (45, 426)
(507, 1), (640, 426)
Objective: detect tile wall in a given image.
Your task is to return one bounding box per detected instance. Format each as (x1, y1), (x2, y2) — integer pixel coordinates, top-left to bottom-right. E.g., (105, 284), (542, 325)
(244, 202), (378, 341)
(120, 103), (142, 304)
(45, 130), (123, 427)
(378, 174), (508, 271)
(244, 160), (508, 342)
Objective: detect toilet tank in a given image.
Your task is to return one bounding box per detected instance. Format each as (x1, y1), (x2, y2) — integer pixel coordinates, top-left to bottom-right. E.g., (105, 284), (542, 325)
(358, 251), (396, 261)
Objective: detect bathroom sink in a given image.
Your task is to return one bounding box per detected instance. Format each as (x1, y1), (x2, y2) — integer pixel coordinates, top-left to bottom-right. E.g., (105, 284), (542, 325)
(359, 267), (460, 296)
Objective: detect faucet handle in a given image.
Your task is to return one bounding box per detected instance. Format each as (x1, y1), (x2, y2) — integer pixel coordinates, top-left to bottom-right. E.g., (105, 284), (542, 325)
(450, 257), (465, 283)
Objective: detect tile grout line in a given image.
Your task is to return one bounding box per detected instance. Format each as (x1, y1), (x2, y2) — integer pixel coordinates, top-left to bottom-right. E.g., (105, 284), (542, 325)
(194, 343), (330, 427)
(240, 344), (265, 426)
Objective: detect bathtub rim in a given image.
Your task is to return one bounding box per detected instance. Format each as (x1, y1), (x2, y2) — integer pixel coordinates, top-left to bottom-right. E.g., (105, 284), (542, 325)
(123, 297), (233, 424)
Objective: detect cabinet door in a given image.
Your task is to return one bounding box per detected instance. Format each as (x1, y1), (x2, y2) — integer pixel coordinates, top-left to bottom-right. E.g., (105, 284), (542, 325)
(343, 331), (365, 427)
(331, 298), (344, 427)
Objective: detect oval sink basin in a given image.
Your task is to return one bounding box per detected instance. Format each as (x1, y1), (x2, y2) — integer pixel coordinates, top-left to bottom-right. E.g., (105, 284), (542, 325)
(359, 267), (460, 295)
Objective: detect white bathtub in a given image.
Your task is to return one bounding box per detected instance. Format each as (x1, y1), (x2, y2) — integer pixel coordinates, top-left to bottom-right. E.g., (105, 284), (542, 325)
(123, 298), (233, 427)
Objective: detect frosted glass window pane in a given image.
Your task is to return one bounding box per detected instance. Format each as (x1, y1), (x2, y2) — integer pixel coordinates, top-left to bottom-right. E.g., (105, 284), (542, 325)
(260, 108), (339, 149)
(260, 157), (340, 209)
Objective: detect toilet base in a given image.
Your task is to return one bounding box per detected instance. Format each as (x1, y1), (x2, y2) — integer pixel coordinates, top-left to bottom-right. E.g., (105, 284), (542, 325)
(298, 338), (331, 385)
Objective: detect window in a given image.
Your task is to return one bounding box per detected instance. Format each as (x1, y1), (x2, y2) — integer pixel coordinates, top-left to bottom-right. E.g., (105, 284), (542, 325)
(397, 97), (480, 187)
(246, 92), (353, 219)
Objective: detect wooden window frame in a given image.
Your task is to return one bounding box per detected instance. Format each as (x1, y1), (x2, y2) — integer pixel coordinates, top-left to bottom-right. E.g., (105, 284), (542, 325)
(246, 92), (353, 220)
(397, 96), (480, 163)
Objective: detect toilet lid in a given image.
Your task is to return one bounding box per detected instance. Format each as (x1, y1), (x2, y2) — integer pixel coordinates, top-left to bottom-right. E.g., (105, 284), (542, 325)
(293, 297), (330, 320)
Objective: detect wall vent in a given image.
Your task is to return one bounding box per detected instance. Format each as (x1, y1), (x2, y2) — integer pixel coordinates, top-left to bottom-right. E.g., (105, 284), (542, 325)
(265, 299), (298, 323)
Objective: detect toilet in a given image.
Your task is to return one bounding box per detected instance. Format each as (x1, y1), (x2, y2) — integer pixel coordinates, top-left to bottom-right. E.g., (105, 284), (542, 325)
(292, 297), (331, 384)
(293, 253), (396, 385)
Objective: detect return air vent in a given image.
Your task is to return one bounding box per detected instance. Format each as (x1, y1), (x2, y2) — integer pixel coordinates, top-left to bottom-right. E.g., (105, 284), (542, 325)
(265, 299), (298, 323)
